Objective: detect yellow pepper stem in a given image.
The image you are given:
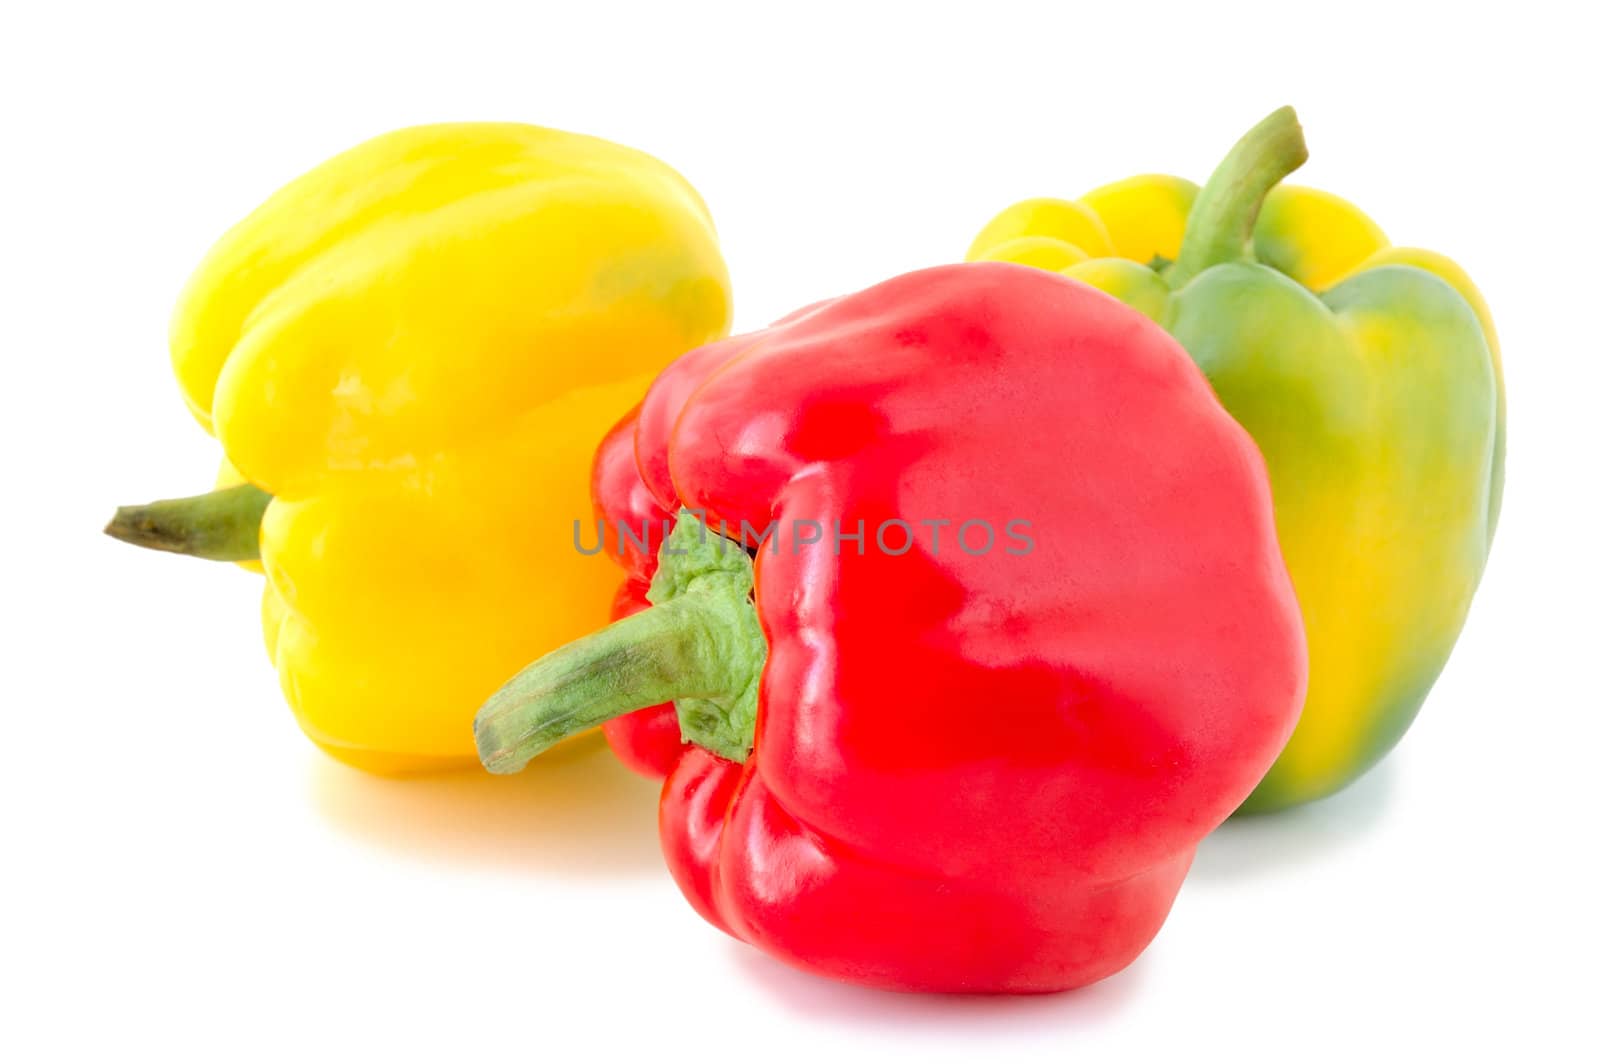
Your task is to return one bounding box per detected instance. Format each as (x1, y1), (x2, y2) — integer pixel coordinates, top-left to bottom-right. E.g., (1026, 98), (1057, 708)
(475, 512), (766, 772)
(104, 484), (271, 562)
(1166, 106), (1309, 288)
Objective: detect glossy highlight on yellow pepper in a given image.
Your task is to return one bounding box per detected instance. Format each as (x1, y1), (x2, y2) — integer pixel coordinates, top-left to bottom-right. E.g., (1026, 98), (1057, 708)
(969, 108), (1504, 813)
(116, 123), (732, 773)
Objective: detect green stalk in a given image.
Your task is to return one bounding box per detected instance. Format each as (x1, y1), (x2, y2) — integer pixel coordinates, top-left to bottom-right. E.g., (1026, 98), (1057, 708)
(1165, 106), (1309, 288)
(104, 483), (272, 562)
(474, 511), (766, 773)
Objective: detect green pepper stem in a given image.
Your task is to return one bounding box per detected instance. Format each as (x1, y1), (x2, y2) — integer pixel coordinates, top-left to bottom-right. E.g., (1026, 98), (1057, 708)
(1165, 106), (1308, 288)
(104, 483), (272, 562)
(475, 511), (767, 773)
(475, 596), (718, 773)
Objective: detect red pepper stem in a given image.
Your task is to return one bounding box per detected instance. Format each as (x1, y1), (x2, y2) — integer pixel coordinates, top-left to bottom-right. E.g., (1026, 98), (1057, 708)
(103, 483), (272, 562)
(474, 511), (766, 773)
(1165, 106), (1308, 288)
(476, 597), (720, 772)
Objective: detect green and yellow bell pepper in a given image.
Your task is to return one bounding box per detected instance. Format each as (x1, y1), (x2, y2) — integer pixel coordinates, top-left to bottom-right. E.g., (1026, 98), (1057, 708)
(970, 107), (1504, 812)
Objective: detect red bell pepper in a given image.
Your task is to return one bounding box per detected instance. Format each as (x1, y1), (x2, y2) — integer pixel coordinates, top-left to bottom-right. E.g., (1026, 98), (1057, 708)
(477, 262), (1307, 993)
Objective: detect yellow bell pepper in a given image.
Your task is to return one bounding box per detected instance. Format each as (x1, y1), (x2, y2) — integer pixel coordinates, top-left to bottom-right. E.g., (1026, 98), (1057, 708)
(969, 109), (1504, 812)
(107, 123), (732, 774)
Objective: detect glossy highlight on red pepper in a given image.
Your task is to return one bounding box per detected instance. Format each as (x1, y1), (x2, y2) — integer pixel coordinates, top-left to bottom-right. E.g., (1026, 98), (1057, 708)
(481, 262), (1308, 992)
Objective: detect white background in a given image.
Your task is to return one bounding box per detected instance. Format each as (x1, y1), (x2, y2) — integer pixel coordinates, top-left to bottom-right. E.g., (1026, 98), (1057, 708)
(4, 2), (1596, 1060)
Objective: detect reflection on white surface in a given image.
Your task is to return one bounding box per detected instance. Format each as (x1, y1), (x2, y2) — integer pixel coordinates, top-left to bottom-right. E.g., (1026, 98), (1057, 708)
(1191, 755), (1399, 883)
(308, 732), (664, 878)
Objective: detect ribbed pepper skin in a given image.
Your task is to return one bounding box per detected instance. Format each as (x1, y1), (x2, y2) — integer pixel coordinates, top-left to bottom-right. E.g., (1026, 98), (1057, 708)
(173, 124), (731, 772)
(971, 176), (1503, 812)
